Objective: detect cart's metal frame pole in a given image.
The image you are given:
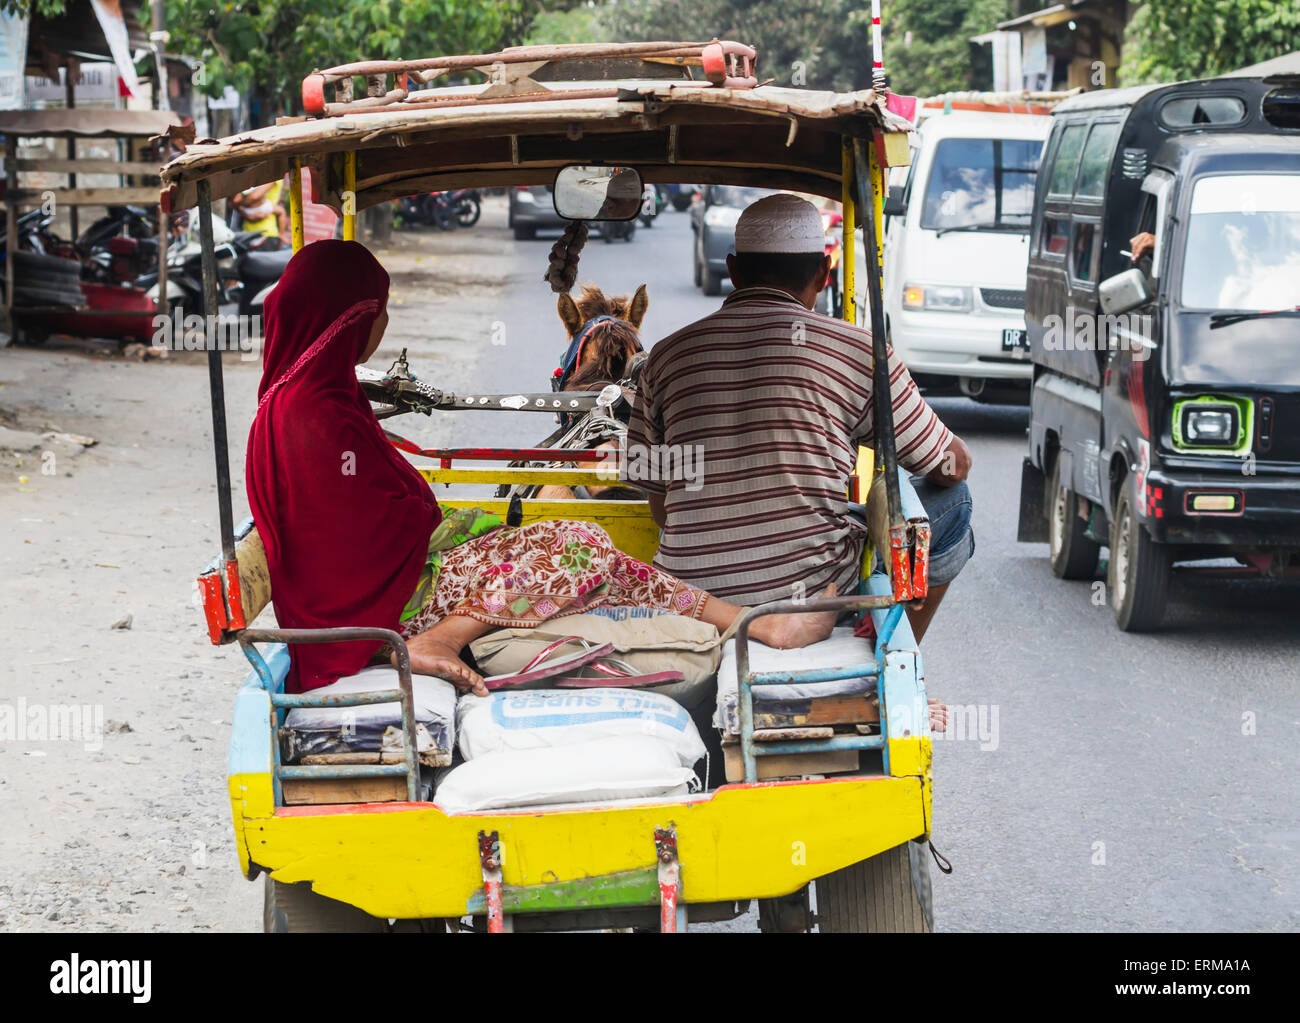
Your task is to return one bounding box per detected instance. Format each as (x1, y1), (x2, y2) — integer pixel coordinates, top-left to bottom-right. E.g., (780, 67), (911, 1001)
(854, 136), (903, 528)
(342, 150), (357, 241)
(289, 156), (305, 252)
(841, 140), (856, 325)
(197, 179), (237, 563)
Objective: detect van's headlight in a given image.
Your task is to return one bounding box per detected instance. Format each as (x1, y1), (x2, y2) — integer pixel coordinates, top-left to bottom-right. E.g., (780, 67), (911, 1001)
(902, 282), (972, 312)
(704, 206), (741, 229)
(1172, 396), (1250, 453)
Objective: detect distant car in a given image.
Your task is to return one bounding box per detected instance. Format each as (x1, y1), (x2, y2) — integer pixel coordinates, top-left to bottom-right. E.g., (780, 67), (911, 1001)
(508, 185), (568, 240)
(690, 185), (774, 295)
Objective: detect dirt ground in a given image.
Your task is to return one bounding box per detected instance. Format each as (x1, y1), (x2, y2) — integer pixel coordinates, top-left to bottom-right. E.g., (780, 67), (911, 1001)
(0, 200), (521, 932)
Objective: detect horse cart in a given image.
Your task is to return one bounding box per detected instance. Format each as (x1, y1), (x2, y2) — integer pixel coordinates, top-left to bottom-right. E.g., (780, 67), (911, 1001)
(168, 40), (940, 932)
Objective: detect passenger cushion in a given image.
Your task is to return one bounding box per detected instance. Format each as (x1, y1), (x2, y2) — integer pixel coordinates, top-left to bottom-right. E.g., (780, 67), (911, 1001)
(714, 627), (879, 736)
(282, 666), (456, 766)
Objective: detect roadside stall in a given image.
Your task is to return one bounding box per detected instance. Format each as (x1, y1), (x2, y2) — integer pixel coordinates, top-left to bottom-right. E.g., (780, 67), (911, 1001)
(1, 107), (181, 343)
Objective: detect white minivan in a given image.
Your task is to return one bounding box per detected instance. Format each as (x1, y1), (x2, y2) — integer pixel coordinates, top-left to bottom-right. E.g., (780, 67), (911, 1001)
(883, 111), (1050, 402)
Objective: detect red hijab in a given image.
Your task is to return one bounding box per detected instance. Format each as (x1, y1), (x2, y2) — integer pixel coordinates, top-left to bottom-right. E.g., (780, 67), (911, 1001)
(246, 240), (439, 692)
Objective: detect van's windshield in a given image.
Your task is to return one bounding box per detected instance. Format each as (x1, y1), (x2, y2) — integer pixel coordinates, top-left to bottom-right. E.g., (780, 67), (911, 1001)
(920, 137), (1040, 234)
(1180, 173), (1300, 311)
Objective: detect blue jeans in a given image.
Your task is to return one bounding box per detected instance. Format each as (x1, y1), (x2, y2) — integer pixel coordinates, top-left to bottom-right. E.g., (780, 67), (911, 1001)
(910, 476), (974, 586)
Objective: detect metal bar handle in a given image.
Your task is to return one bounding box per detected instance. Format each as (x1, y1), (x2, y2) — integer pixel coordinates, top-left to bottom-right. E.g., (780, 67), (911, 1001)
(732, 594), (895, 783)
(241, 627), (419, 802)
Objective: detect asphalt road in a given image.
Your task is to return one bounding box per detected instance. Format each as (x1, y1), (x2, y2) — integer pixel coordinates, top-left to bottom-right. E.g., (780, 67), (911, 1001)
(435, 200), (1298, 932)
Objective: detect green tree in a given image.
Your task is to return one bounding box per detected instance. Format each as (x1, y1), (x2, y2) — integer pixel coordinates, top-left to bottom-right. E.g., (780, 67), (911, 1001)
(600, 0), (871, 91)
(164, 0), (520, 124)
(1120, 0), (1300, 84)
(0, 1), (68, 14)
(884, 0), (1012, 96)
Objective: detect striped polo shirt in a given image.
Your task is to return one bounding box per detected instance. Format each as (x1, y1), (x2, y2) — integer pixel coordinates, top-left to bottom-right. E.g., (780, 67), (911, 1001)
(625, 286), (953, 605)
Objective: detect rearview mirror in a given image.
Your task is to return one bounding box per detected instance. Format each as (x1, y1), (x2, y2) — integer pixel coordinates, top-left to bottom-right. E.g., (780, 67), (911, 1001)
(552, 165), (643, 221)
(1099, 267), (1154, 315)
(884, 184), (907, 218)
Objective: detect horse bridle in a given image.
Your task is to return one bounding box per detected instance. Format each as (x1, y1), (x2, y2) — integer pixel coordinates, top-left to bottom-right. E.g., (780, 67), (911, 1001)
(552, 314), (642, 392)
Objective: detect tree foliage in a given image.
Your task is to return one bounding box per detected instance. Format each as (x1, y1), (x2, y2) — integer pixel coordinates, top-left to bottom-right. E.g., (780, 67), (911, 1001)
(0, 0), (68, 16)
(1120, 0), (1300, 84)
(884, 0), (1012, 96)
(601, 0), (871, 91)
(164, 0), (520, 121)
(597, 0), (1014, 94)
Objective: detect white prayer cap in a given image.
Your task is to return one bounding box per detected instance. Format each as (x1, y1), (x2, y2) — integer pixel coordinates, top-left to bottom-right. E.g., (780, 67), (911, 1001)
(734, 193), (826, 254)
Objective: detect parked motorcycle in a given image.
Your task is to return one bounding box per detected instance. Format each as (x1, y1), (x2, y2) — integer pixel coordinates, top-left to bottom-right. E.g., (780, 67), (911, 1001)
(136, 217), (290, 320)
(450, 188), (482, 227)
(397, 188), (481, 230)
(0, 207), (67, 258)
(638, 184), (667, 227)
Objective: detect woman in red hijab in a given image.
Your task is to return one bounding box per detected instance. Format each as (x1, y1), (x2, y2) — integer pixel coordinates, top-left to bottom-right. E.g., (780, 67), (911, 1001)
(247, 240), (835, 696)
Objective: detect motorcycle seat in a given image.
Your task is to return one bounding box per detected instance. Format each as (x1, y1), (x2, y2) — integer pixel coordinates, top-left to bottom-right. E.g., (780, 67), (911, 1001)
(241, 248), (293, 280)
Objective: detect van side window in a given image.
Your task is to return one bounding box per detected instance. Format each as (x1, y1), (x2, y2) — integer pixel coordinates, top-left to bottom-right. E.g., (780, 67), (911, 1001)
(1075, 122), (1121, 198)
(1159, 96), (1246, 129)
(1042, 217), (1069, 257)
(1047, 124), (1087, 195)
(1070, 222), (1099, 282)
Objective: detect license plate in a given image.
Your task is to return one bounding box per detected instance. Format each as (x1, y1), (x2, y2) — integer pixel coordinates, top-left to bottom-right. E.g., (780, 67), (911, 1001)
(1001, 328), (1028, 351)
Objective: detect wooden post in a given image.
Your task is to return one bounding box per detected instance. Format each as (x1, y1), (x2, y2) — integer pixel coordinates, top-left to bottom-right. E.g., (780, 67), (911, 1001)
(5, 134), (16, 320)
(64, 67), (79, 238)
(157, 204), (169, 318)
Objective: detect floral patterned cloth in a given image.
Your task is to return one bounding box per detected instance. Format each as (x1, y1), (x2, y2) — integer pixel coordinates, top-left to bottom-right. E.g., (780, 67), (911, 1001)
(399, 517), (709, 635)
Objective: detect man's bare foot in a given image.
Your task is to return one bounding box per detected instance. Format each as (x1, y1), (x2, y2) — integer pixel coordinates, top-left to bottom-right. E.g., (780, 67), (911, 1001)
(399, 633), (487, 696)
(750, 584), (839, 649)
(928, 698), (947, 733)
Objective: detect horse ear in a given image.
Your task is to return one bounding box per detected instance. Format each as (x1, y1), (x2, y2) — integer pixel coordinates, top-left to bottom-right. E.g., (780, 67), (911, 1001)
(627, 284), (649, 329)
(557, 293), (583, 337)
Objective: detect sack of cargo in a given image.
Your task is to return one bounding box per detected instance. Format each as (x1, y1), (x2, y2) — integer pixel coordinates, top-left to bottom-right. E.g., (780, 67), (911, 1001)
(457, 687), (707, 768)
(282, 666), (456, 762)
(434, 735), (699, 813)
(468, 611), (722, 707)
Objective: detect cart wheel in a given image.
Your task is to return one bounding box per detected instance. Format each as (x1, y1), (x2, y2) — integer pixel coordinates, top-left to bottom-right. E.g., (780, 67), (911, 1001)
(815, 841), (932, 932)
(757, 886), (811, 932)
(263, 877), (387, 933)
(1048, 456), (1100, 580)
(1109, 484), (1170, 632)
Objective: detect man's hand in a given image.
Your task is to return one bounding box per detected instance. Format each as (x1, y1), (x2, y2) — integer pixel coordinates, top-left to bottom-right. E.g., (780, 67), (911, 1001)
(1130, 231), (1156, 264)
(927, 434), (972, 487)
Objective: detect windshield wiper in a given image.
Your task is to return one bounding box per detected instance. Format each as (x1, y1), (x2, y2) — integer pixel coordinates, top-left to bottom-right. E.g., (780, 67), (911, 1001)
(934, 222), (1029, 238)
(1209, 307), (1300, 330)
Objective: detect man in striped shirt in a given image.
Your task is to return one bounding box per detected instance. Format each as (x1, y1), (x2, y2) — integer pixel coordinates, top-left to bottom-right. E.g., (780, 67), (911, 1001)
(626, 193), (973, 639)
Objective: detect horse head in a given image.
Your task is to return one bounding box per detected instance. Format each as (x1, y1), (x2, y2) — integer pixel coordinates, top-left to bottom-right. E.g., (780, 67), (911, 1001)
(555, 282), (648, 391)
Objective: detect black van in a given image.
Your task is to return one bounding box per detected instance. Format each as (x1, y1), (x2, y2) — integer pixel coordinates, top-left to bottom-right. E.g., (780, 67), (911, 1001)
(1016, 75), (1300, 630)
